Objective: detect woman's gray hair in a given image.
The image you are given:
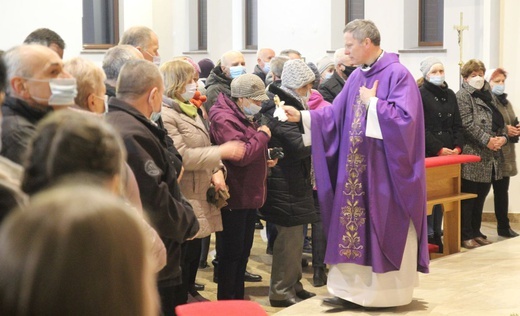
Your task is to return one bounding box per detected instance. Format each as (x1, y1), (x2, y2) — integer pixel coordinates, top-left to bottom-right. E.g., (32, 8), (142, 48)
(343, 19), (381, 46)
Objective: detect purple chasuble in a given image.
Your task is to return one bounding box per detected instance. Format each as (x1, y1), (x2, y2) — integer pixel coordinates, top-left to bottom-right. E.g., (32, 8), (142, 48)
(310, 52), (429, 274)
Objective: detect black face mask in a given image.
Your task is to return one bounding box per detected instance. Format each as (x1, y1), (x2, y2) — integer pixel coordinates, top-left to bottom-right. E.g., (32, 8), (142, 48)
(342, 66), (357, 78)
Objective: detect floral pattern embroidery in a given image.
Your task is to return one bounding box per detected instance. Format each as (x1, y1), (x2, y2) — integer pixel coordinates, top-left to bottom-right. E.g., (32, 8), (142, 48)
(339, 96), (367, 259)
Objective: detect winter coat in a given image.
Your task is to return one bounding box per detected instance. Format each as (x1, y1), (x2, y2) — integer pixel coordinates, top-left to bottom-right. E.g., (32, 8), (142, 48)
(106, 97), (199, 286)
(1, 96), (51, 164)
(420, 80), (464, 157)
(495, 94), (518, 177)
(456, 81), (506, 183)
(209, 93), (270, 210)
(257, 84), (319, 226)
(162, 97), (224, 238)
(253, 64), (267, 83)
(204, 65), (232, 113)
(318, 71), (345, 103)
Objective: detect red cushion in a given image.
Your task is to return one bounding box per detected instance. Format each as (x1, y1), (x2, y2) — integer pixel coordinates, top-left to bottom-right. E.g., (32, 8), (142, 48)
(176, 301), (268, 316)
(428, 243), (440, 254)
(425, 154), (481, 168)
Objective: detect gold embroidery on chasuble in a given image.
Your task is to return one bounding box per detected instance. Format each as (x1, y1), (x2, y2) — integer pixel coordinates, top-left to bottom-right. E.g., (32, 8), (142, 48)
(339, 97), (367, 259)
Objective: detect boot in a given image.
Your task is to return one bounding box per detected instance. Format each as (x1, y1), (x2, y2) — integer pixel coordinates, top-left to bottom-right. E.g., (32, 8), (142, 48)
(313, 266), (327, 287)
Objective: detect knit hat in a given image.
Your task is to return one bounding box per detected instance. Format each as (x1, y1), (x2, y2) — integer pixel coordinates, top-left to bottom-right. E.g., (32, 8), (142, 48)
(307, 62), (321, 90)
(198, 58), (215, 79)
(231, 74), (269, 101)
(281, 59), (316, 89)
(316, 56), (334, 74)
(420, 57), (443, 77)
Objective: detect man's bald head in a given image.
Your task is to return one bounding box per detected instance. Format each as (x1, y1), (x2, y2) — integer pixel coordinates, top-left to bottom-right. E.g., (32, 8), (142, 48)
(116, 59), (163, 100)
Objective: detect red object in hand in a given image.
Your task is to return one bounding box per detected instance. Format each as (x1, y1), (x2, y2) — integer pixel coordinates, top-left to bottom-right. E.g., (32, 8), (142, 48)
(190, 91), (207, 108)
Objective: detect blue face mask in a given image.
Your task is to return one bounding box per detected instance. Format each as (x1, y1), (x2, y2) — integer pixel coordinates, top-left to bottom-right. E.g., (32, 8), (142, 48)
(243, 100), (262, 116)
(492, 84), (505, 95)
(263, 62), (271, 74)
(428, 75), (445, 86)
(324, 72), (333, 80)
(150, 111), (162, 122)
(230, 65), (246, 79)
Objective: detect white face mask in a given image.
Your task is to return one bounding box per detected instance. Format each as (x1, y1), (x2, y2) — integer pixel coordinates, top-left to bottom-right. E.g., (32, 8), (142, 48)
(181, 82), (197, 101)
(468, 76), (485, 90)
(94, 95), (109, 115)
(143, 50), (161, 67)
(25, 77), (78, 106)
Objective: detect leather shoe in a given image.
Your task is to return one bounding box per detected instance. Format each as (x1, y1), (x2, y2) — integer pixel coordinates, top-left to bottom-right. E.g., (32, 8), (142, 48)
(322, 297), (362, 309)
(190, 283), (204, 292)
(270, 298), (297, 307)
(461, 239), (481, 249)
(498, 228), (519, 238)
(244, 271), (262, 282)
(296, 289), (316, 300)
(474, 236), (492, 245)
(313, 267), (327, 287)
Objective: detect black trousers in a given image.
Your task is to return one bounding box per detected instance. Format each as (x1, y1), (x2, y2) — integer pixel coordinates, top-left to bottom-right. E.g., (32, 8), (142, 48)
(461, 178), (492, 241)
(158, 283), (184, 316)
(311, 190), (326, 268)
(492, 176), (511, 230)
(217, 208), (256, 300)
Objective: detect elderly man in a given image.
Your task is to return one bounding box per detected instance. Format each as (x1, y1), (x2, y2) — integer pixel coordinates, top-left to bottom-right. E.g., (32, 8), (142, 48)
(284, 19), (429, 309)
(318, 48), (356, 103)
(204, 50), (246, 112)
(253, 48), (275, 83)
(102, 45), (144, 97)
(1, 45), (74, 164)
(23, 28), (66, 59)
(119, 26), (160, 66)
(0, 56), (27, 220)
(105, 59), (198, 316)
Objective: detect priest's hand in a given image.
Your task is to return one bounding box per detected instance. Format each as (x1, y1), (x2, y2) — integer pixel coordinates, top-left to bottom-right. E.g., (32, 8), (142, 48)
(360, 80), (379, 105)
(283, 106), (301, 122)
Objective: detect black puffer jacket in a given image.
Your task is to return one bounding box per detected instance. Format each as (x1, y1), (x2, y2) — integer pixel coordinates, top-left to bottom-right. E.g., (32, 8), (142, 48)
(420, 80), (464, 157)
(257, 84), (318, 226)
(204, 65), (232, 113)
(318, 71), (345, 103)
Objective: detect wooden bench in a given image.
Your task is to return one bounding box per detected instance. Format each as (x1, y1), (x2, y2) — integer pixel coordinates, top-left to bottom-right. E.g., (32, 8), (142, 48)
(425, 155), (481, 259)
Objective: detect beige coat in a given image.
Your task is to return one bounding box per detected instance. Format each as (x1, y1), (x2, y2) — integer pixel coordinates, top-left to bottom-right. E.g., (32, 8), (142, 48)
(162, 98), (223, 238)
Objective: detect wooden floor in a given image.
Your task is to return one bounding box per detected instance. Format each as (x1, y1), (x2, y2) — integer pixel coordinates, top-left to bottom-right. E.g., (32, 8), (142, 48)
(192, 221), (520, 315)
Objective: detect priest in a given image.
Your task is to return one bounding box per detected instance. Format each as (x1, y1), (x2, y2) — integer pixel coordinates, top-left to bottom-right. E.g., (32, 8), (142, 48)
(283, 19), (429, 309)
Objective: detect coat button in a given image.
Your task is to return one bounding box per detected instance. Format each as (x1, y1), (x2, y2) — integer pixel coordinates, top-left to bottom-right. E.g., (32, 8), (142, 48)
(435, 97), (439, 101)
(437, 131), (442, 135)
(447, 113), (452, 117)
(438, 113), (442, 117)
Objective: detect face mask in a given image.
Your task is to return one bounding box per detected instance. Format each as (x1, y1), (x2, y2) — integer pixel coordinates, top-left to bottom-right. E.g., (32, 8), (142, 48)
(93, 94), (109, 115)
(325, 72), (333, 80)
(263, 62), (271, 74)
(149, 91), (162, 122)
(492, 84), (505, 95)
(229, 65), (246, 79)
(243, 100), (262, 116)
(428, 75), (445, 86)
(342, 66), (357, 78)
(144, 50), (161, 67)
(468, 76), (485, 90)
(181, 83), (197, 101)
(25, 77), (78, 106)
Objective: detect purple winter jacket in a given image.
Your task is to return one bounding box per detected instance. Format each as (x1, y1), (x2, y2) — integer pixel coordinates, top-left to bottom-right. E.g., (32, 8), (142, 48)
(208, 93), (270, 210)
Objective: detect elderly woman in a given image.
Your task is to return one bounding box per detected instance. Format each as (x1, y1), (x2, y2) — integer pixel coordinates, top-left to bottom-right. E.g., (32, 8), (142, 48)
(64, 57), (107, 114)
(209, 74), (273, 300)
(485, 68), (520, 238)
(258, 59), (319, 307)
(160, 59), (245, 303)
(456, 59), (508, 249)
(419, 57), (464, 252)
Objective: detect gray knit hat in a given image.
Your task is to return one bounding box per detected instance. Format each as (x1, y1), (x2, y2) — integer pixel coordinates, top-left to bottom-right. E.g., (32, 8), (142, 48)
(420, 57), (443, 77)
(316, 56), (334, 74)
(281, 59), (316, 89)
(231, 74), (269, 101)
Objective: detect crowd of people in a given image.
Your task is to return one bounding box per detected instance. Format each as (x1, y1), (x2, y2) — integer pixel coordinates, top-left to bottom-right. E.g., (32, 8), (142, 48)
(0, 19), (518, 315)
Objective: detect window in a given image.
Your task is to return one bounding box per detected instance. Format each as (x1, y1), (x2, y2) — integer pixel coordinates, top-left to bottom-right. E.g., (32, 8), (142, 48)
(419, 0), (443, 46)
(198, 0), (208, 50)
(245, 0), (258, 50)
(346, 0), (364, 24)
(82, 0), (119, 49)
